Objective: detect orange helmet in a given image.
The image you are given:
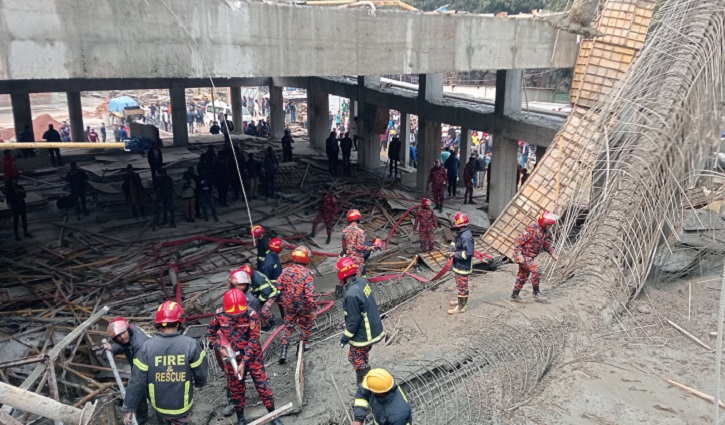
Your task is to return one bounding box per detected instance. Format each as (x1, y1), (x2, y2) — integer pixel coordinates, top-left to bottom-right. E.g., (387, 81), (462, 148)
(155, 301), (186, 326)
(451, 212), (469, 228)
(538, 210), (560, 228)
(223, 289), (248, 316)
(269, 238), (283, 253)
(291, 246), (311, 264)
(237, 265), (254, 277)
(336, 257), (359, 280)
(421, 198), (432, 208)
(372, 238), (384, 250)
(347, 209), (362, 223)
(107, 317), (129, 339)
(251, 225), (265, 238)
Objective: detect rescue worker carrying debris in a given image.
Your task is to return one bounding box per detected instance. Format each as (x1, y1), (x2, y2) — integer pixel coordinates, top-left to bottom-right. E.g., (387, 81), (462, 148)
(103, 318), (150, 424)
(448, 212), (474, 315)
(276, 246), (316, 364)
(260, 237), (283, 283)
(337, 257), (385, 383)
(511, 210), (559, 302)
(310, 185), (338, 245)
(237, 265), (280, 330)
(252, 225), (269, 270)
(352, 369), (412, 425)
(426, 159), (447, 212)
(414, 198), (438, 252)
(123, 301), (208, 425)
(207, 289), (285, 425)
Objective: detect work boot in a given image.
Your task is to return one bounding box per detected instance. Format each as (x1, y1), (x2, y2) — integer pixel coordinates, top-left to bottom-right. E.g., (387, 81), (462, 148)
(309, 228), (316, 238)
(447, 297), (466, 315)
(236, 411), (247, 425)
(533, 290), (548, 301)
(303, 343), (313, 353)
(279, 345), (288, 364)
(223, 401), (235, 417)
(511, 289), (523, 302)
(325, 235), (331, 245)
(355, 367), (371, 385)
(439, 205), (444, 213)
(469, 198), (476, 204)
(463, 199), (468, 205)
(449, 299), (458, 306)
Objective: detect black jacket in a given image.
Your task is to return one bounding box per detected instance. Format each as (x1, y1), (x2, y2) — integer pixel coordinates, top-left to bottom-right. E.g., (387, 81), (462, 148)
(123, 330), (208, 418)
(326, 136), (339, 157)
(353, 384), (412, 425)
(110, 324), (150, 367)
(259, 251), (282, 282)
(388, 139), (401, 161)
(340, 136), (353, 154)
(451, 226), (474, 275)
(281, 135), (294, 150)
(251, 270), (279, 302)
(65, 169), (88, 194)
(444, 155), (460, 178)
(147, 148), (163, 167)
(342, 277), (385, 347)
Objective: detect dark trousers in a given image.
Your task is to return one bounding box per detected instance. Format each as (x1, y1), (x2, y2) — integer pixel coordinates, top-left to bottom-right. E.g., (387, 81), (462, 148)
(389, 159), (399, 177)
(71, 191), (88, 217)
(283, 147), (293, 162)
(160, 197), (175, 225)
(150, 163), (162, 178)
(328, 155), (338, 175)
(342, 152), (351, 174)
(21, 148), (35, 158)
(265, 174), (276, 199)
(447, 176), (457, 196)
(353, 135), (359, 150)
(49, 149), (62, 166)
(200, 192), (218, 221)
(130, 204), (145, 218)
(216, 181), (229, 206)
(12, 207), (27, 238)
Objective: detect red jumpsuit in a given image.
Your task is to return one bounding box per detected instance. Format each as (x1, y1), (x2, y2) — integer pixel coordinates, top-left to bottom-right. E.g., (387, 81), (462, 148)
(275, 264), (316, 346)
(414, 207), (438, 252)
(513, 223), (554, 292)
(341, 222), (367, 274)
(311, 192), (338, 237)
(206, 308), (275, 413)
(427, 166), (448, 207)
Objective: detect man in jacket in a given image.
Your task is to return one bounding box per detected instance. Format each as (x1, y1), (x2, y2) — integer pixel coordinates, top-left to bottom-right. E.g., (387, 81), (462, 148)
(448, 212), (474, 315)
(340, 132), (353, 175)
(207, 289), (284, 425)
(462, 154), (476, 205)
(426, 159), (447, 212)
(511, 210), (559, 302)
(325, 131), (339, 176)
(281, 129), (294, 162)
(122, 165), (145, 218)
(157, 169), (176, 228)
(263, 147), (279, 200)
(42, 124), (63, 167)
(275, 247), (316, 364)
(337, 257), (384, 383)
(352, 369), (412, 425)
(103, 318), (150, 424)
(122, 301), (208, 425)
(310, 185), (338, 245)
(6, 177), (32, 241)
(147, 143), (164, 178)
(387, 136), (401, 179)
(65, 162), (89, 220)
(414, 198), (438, 252)
(444, 149), (460, 198)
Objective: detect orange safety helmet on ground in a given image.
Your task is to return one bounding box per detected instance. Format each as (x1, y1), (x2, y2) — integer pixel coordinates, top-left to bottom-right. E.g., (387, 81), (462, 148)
(251, 225), (265, 239)
(223, 288), (248, 316)
(451, 212), (469, 228)
(269, 237), (283, 253)
(421, 198), (432, 208)
(155, 300), (186, 326)
(538, 210), (560, 228)
(291, 246), (311, 264)
(229, 269), (252, 288)
(336, 257), (359, 280)
(347, 209), (362, 223)
(107, 317), (130, 338)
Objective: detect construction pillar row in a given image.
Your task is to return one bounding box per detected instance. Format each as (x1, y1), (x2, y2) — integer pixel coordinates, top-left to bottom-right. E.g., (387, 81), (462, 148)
(66, 91), (84, 143)
(10, 92), (34, 142)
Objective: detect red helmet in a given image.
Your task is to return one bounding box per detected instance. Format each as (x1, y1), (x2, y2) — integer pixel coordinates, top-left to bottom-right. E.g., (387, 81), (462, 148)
(336, 257), (359, 280)
(251, 225), (265, 238)
(538, 210), (560, 228)
(347, 209), (362, 223)
(421, 198), (432, 208)
(237, 265), (254, 277)
(107, 317), (129, 338)
(372, 238), (384, 250)
(155, 301), (186, 326)
(223, 289), (248, 316)
(291, 246), (311, 264)
(451, 212), (469, 228)
(229, 269), (251, 287)
(269, 238), (283, 253)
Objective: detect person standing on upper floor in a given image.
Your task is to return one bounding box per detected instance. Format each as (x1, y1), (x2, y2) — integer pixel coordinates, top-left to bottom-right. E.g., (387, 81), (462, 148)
(281, 129), (294, 162)
(65, 162), (89, 220)
(350, 116), (359, 151)
(180, 171), (196, 223)
(289, 103), (297, 123)
(213, 149), (230, 207)
(444, 149), (460, 198)
(387, 136), (401, 179)
(42, 124), (63, 167)
(198, 170), (219, 222)
(475, 152), (486, 189)
(325, 131), (340, 176)
(263, 147), (279, 200)
(246, 121), (258, 136)
(340, 132), (353, 175)
(210, 121), (221, 135)
(17, 125), (36, 158)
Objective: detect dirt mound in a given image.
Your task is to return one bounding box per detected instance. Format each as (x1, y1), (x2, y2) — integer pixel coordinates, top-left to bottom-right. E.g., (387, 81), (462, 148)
(0, 114), (64, 142)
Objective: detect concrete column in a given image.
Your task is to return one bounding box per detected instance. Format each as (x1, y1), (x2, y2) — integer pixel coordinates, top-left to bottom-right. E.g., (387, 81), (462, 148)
(307, 91), (329, 151)
(230, 86), (243, 132)
(66, 91), (84, 142)
(459, 128), (471, 180)
(419, 74), (443, 102)
(489, 134), (519, 220)
(494, 70), (523, 117)
(357, 103), (381, 170)
(170, 85), (189, 146)
(10, 92), (34, 141)
(399, 113), (410, 166)
(416, 120), (441, 192)
(358, 75), (381, 88)
(269, 86), (284, 139)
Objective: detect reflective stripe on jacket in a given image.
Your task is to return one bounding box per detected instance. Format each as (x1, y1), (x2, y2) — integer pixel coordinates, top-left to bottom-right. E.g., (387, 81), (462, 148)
(451, 227), (474, 275)
(353, 384), (412, 425)
(342, 277), (384, 347)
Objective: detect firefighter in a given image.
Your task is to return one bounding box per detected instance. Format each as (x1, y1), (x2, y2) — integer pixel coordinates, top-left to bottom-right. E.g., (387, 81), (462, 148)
(511, 210), (559, 302)
(102, 318), (150, 425)
(237, 264), (280, 330)
(310, 185), (338, 245)
(448, 212), (474, 315)
(337, 257), (385, 383)
(252, 225), (269, 270)
(207, 289), (284, 425)
(414, 198), (438, 253)
(426, 159), (447, 212)
(228, 269), (260, 317)
(339, 209), (381, 297)
(275, 246), (316, 364)
(122, 301), (208, 425)
(352, 369), (412, 425)
(260, 237), (283, 283)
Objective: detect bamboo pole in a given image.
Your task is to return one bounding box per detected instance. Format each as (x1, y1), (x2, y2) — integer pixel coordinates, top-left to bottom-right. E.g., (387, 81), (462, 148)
(0, 381), (95, 425)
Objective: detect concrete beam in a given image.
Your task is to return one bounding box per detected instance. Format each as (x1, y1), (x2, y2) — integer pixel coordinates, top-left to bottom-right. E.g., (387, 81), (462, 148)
(417, 120), (441, 192)
(358, 76), (381, 88)
(494, 70), (523, 118)
(10, 92), (33, 141)
(358, 103), (381, 170)
(269, 86), (285, 139)
(307, 91), (329, 151)
(0, 1), (578, 82)
(489, 134), (519, 220)
(170, 85), (189, 147)
(459, 128), (471, 181)
(419, 74), (443, 102)
(66, 92), (84, 143)
(0, 78), (272, 95)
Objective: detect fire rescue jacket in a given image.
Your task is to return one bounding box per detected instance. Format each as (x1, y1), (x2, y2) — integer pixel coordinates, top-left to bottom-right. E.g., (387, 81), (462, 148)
(259, 251), (282, 282)
(250, 270), (279, 302)
(451, 226), (474, 275)
(123, 330), (208, 418)
(110, 324), (150, 367)
(353, 384), (412, 425)
(256, 235), (270, 269)
(342, 277), (384, 347)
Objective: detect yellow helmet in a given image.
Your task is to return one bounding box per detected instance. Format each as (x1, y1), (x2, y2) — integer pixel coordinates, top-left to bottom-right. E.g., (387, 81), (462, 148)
(362, 368), (395, 394)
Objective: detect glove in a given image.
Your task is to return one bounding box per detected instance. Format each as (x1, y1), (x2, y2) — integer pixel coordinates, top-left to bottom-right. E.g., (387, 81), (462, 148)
(340, 336), (349, 346)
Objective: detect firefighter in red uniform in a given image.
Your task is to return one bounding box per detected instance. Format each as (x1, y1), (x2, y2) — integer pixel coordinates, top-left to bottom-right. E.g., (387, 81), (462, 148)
(448, 212), (474, 315)
(426, 159), (448, 212)
(275, 246), (316, 364)
(339, 209), (382, 296)
(310, 185), (338, 245)
(511, 210), (559, 302)
(207, 289), (284, 425)
(414, 198), (438, 252)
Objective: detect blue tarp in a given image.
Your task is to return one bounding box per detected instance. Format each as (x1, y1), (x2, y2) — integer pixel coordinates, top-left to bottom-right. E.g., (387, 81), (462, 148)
(108, 96), (139, 114)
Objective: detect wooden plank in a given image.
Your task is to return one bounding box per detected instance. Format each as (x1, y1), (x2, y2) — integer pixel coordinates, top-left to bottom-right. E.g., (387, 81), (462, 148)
(294, 341), (304, 407)
(248, 402), (294, 425)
